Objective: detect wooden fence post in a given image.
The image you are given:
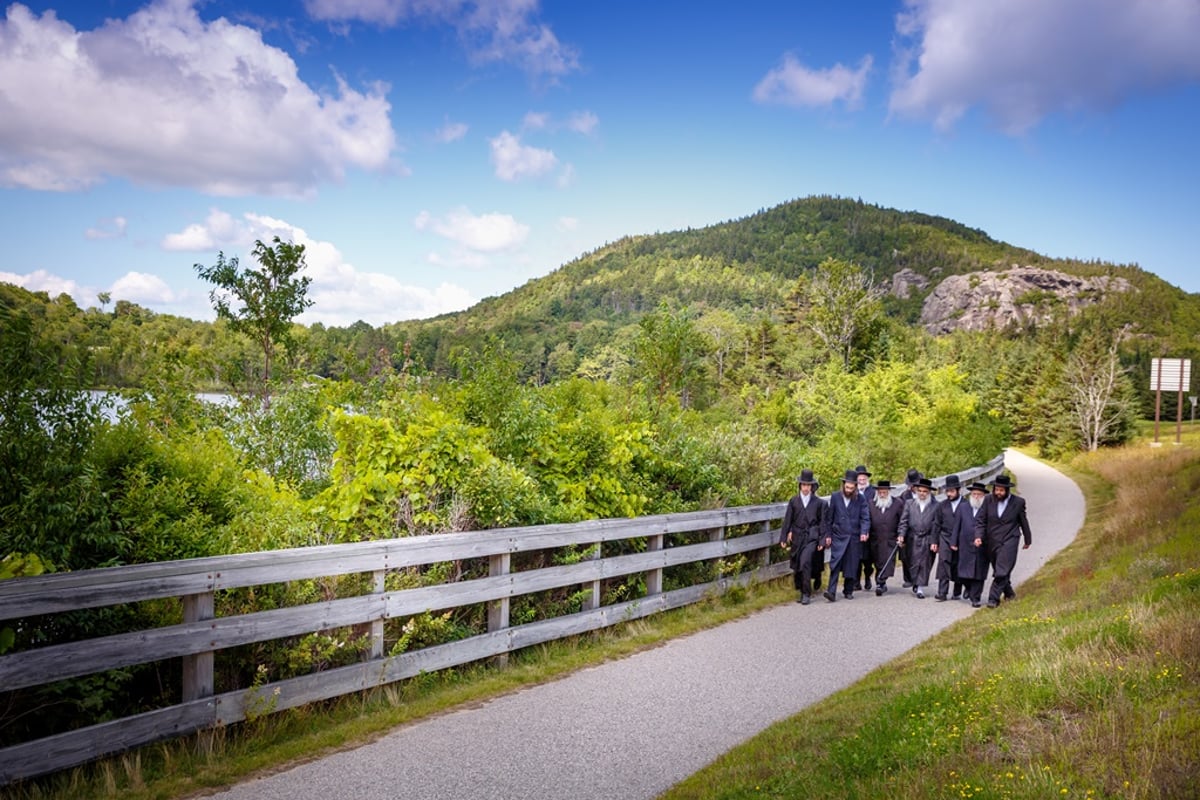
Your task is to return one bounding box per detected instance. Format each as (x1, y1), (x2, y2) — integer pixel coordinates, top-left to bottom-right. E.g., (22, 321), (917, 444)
(488, 553), (511, 667)
(182, 592), (214, 702)
(582, 543), (602, 611)
(646, 533), (664, 596)
(370, 569), (385, 659)
(709, 526), (726, 585)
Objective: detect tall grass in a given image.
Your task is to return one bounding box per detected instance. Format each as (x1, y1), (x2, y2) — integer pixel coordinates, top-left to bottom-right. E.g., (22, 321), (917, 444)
(662, 440), (1200, 800)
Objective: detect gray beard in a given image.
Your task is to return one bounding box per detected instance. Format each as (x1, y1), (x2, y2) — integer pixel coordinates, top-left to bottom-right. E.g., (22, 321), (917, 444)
(874, 495), (893, 511)
(969, 496), (984, 511)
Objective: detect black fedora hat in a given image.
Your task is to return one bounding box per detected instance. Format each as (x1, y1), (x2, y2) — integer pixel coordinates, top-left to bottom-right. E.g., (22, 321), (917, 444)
(943, 474), (961, 489)
(855, 464), (871, 477)
(967, 481), (987, 493)
(797, 469), (819, 486)
(842, 468), (860, 484)
(906, 468), (922, 484)
(914, 476), (933, 490)
(875, 479), (892, 490)
(992, 474), (1014, 489)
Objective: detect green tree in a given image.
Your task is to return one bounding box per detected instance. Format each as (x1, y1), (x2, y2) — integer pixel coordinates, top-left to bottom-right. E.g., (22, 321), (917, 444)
(631, 302), (710, 408)
(787, 257), (886, 369)
(195, 236), (313, 400)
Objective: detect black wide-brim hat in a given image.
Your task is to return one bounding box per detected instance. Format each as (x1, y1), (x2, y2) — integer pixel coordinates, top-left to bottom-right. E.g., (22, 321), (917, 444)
(992, 474), (1014, 489)
(843, 469), (860, 484)
(798, 468), (819, 487)
(967, 481), (987, 493)
(875, 479), (892, 489)
(915, 476), (933, 489)
(855, 464), (871, 477)
(943, 474), (961, 489)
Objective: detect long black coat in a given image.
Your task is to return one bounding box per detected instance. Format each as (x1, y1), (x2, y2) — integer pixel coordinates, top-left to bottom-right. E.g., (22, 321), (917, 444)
(779, 492), (828, 568)
(976, 492), (1032, 580)
(868, 496), (904, 578)
(934, 495), (963, 577)
(954, 501), (988, 581)
(825, 491), (870, 574)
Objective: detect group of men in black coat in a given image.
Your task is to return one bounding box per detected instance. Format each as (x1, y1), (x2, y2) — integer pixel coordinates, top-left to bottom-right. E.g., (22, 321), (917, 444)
(778, 466), (1032, 608)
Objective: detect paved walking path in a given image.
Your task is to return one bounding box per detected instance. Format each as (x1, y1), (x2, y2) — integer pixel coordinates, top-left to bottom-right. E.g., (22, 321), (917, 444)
(206, 449), (1084, 800)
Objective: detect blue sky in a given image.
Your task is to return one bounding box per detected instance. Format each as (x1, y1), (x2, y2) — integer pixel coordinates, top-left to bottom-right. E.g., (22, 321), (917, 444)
(2, 0), (1198, 326)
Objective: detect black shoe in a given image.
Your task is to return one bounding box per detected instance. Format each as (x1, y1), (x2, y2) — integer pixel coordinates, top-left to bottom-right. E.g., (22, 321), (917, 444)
(912, 585), (918, 594)
(801, 594), (811, 605)
(875, 585), (883, 596)
(952, 594), (962, 601)
(844, 591), (854, 599)
(971, 600), (982, 608)
(823, 590), (837, 603)
(877, 584), (888, 596)
(986, 600), (999, 608)
(934, 594), (947, 602)
(1005, 589), (1017, 600)
(916, 590), (925, 599)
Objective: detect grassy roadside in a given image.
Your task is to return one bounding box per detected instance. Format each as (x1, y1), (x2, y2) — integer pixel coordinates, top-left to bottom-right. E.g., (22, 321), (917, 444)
(662, 439), (1200, 800)
(4, 573), (794, 800)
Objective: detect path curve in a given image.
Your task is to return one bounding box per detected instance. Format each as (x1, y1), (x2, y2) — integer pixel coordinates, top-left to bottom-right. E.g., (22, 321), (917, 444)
(205, 449), (1084, 800)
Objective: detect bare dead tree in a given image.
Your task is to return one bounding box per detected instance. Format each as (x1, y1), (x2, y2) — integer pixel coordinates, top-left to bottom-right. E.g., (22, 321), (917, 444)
(1065, 324), (1134, 451)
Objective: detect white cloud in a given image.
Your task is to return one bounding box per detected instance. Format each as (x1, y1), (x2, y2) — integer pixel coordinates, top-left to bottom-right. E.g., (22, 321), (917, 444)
(111, 271), (176, 304)
(566, 110), (598, 135)
(434, 120), (469, 143)
(0, 269), (88, 301)
(305, 0), (579, 79)
(522, 111), (551, 131)
(556, 216), (579, 232)
(489, 130), (558, 181)
(889, 0), (1200, 134)
(0, 1), (396, 195)
(85, 216), (128, 240)
(414, 206), (530, 252)
(161, 209), (247, 251)
(753, 53), (873, 109)
(555, 162), (576, 189)
(166, 209), (477, 324)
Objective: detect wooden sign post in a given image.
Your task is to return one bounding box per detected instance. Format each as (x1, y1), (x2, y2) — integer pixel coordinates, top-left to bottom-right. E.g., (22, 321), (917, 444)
(1150, 358), (1192, 446)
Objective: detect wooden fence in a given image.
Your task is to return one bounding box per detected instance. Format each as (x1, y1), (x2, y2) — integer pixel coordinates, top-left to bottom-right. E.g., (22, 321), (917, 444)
(0, 454), (1004, 784)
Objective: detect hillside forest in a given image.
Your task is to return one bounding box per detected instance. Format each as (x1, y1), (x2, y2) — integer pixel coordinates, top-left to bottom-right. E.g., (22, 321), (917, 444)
(2, 196), (1198, 746)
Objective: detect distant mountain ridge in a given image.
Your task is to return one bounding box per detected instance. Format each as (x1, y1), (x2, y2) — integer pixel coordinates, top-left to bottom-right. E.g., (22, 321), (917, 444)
(387, 195), (1172, 374)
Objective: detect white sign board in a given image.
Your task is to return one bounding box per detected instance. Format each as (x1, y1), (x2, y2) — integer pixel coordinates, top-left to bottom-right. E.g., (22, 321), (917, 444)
(1150, 358), (1191, 392)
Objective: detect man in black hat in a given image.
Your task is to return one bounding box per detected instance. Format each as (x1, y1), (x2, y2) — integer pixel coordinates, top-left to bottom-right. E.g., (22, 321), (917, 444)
(933, 474), (965, 601)
(822, 468), (870, 601)
(868, 478), (904, 595)
(898, 476), (937, 598)
(853, 465), (876, 590)
(956, 481), (990, 607)
(899, 468), (922, 587)
(976, 473), (1032, 608)
(778, 470), (828, 605)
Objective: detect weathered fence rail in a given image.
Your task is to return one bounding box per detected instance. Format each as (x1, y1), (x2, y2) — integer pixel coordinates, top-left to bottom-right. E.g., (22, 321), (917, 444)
(0, 454), (1004, 784)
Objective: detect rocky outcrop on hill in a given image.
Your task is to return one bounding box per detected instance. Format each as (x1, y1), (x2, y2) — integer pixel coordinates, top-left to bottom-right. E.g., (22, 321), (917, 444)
(891, 268), (930, 299)
(919, 266), (1132, 335)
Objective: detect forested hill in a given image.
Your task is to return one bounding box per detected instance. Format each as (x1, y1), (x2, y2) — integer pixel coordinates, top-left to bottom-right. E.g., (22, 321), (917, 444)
(384, 195), (1159, 376)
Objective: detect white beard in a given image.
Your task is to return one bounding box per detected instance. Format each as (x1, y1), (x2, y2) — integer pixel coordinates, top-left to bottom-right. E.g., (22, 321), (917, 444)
(874, 495), (892, 511)
(969, 495), (984, 511)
